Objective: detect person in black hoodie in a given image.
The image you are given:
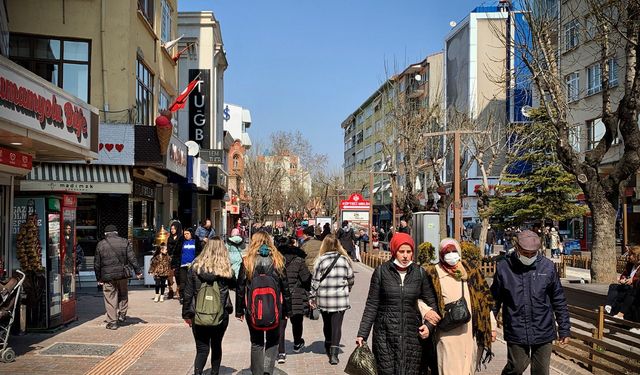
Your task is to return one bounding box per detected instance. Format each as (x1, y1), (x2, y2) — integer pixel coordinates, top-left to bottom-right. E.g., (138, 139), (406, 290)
(172, 228), (203, 305)
(275, 237), (311, 364)
(182, 237), (236, 375)
(166, 221), (182, 299)
(319, 223), (331, 241)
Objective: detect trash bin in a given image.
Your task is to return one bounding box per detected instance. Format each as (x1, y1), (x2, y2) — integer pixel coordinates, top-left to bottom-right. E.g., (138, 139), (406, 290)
(143, 255), (154, 286)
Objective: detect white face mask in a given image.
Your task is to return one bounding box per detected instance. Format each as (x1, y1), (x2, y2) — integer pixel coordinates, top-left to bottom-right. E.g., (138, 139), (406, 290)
(518, 253), (537, 266)
(393, 259), (413, 268)
(443, 252), (461, 266)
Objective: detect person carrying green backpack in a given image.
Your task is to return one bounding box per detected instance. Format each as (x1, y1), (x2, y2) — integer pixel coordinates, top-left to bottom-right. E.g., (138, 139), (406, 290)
(182, 237), (236, 375)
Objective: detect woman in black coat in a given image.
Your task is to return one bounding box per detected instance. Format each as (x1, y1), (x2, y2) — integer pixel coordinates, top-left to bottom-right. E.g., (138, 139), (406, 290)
(356, 233), (439, 375)
(276, 237), (312, 362)
(166, 221), (182, 299)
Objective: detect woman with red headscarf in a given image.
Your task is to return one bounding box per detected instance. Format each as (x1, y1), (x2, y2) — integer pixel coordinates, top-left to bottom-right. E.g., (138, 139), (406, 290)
(419, 238), (496, 375)
(356, 232), (439, 375)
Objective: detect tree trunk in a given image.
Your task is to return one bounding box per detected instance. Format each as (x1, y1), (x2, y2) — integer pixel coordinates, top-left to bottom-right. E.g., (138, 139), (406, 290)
(589, 196), (618, 283)
(478, 217), (489, 256)
(438, 194), (453, 239)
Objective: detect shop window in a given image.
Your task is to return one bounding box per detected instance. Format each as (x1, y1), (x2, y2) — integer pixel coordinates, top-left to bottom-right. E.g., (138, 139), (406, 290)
(9, 34), (90, 102)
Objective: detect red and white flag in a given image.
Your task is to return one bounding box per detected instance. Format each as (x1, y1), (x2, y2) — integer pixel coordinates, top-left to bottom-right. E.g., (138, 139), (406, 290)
(162, 35), (183, 51)
(172, 42), (195, 63)
(169, 73), (201, 112)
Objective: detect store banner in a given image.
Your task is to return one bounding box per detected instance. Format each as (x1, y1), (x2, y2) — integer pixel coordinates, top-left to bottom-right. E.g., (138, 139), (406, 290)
(165, 136), (187, 177)
(188, 156), (209, 190)
(0, 58), (97, 151)
(0, 146), (32, 170)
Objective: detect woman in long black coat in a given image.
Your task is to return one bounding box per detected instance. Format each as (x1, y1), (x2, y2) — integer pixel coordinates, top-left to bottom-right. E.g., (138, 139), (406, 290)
(276, 237), (311, 361)
(356, 233), (439, 375)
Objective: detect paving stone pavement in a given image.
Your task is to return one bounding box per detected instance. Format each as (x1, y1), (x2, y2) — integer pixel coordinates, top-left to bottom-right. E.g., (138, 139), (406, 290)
(0, 262), (580, 374)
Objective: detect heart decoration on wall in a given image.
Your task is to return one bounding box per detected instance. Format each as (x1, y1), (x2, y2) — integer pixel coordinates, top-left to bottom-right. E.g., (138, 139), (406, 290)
(99, 143), (125, 152)
(115, 144), (124, 152)
(105, 144), (114, 152)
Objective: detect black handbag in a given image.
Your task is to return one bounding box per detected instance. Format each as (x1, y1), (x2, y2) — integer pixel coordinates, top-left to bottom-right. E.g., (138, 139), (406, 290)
(345, 342), (378, 375)
(438, 280), (471, 331)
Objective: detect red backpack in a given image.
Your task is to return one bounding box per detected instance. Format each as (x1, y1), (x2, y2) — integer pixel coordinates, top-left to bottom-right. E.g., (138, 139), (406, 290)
(245, 272), (283, 330)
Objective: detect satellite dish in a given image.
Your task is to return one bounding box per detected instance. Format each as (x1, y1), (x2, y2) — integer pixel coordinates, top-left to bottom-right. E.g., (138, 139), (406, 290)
(185, 141), (200, 156)
(449, 21), (457, 27)
(521, 105), (533, 118)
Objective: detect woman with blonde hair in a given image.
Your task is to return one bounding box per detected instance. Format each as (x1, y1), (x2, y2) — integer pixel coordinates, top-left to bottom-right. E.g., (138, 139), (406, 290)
(309, 234), (355, 365)
(236, 231), (292, 375)
(182, 237), (235, 375)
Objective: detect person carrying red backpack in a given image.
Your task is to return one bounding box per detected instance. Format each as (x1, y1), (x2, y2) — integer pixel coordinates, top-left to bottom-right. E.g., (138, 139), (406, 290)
(236, 231), (292, 375)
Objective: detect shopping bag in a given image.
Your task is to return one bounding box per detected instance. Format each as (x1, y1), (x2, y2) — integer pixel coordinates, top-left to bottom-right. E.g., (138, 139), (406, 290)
(355, 244), (362, 262)
(345, 343), (378, 375)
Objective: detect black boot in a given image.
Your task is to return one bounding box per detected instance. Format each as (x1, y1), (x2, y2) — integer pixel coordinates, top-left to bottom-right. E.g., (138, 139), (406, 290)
(329, 346), (339, 365)
(324, 341), (331, 359)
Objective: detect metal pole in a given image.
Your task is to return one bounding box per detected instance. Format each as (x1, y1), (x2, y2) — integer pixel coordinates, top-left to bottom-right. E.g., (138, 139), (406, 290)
(453, 132), (462, 242)
(369, 172), (374, 233)
(392, 173), (397, 232)
(623, 197), (628, 253)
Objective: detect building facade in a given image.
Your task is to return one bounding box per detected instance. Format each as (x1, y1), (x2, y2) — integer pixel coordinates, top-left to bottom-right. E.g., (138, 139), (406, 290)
(341, 52), (444, 230)
(6, 0), (187, 282)
(177, 11), (229, 236)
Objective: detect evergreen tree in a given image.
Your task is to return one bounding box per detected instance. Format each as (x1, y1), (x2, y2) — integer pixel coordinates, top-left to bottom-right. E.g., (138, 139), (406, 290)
(489, 109), (588, 226)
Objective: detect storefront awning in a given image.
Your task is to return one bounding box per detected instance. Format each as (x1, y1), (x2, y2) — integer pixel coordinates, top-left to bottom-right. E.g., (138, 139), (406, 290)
(20, 164), (132, 194)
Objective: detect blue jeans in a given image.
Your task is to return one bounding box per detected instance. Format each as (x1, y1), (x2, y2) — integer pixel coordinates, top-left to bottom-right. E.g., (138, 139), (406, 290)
(485, 244), (493, 256)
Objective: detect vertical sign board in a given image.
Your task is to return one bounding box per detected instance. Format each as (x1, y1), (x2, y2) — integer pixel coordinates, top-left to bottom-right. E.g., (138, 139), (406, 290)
(189, 69), (210, 150)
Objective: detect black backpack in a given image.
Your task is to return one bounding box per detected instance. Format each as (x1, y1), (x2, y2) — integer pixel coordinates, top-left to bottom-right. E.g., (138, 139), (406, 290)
(245, 271), (282, 331)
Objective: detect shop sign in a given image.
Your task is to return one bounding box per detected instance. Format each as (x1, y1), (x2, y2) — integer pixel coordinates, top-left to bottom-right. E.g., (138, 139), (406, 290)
(133, 179), (156, 199)
(92, 123), (135, 165)
(165, 138), (187, 177)
(200, 149), (224, 165)
(0, 146), (32, 170)
(188, 157), (209, 190)
(209, 166), (227, 188)
(340, 193), (371, 210)
(188, 69), (210, 150)
(0, 59), (95, 150)
(226, 203), (240, 215)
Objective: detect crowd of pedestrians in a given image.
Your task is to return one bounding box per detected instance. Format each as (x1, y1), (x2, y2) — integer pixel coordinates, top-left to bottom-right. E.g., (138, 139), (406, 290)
(93, 218), (578, 375)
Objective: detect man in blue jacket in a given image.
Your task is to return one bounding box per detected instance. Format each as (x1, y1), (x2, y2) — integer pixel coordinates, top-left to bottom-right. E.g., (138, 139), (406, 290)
(491, 230), (570, 375)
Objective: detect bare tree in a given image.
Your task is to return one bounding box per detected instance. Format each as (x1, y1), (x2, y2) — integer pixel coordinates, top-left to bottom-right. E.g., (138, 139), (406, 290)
(502, 0), (640, 282)
(243, 143), (284, 223)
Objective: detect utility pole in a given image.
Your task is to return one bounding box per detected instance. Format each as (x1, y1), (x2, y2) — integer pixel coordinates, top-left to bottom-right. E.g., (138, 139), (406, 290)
(422, 130), (486, 242)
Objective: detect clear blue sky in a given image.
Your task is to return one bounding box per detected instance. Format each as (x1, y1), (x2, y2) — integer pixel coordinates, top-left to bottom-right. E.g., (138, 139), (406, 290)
(179, 0), (486, 168)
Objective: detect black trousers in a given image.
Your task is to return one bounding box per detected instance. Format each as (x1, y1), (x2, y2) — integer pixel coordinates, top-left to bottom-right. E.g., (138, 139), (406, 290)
(154, 276), (168, 294)
(321, 310), (345, 347)
(178, 266), (189, 300)
(502, 342), (552, 375)
(248, 321), (280, 375)
(278, 314), (304, 353)
(192, 318), (229, 375)
(606, 284), (635, 316)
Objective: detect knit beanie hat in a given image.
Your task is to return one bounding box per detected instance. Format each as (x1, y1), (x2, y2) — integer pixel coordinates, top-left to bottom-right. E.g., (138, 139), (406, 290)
(389, 232), (415, 258)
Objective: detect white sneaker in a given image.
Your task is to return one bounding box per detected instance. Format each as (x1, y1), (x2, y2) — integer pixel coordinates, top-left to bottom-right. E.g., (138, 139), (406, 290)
(159, 295), (164, 302)
(153, 294), (160, 302)
(604, 305), (612, 314)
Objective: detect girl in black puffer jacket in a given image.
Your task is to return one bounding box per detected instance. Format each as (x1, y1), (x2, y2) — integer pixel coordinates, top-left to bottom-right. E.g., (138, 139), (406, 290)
(276, 237), (311, 363)
(356, 233), (439, 375)
(182, 237), (235, 375)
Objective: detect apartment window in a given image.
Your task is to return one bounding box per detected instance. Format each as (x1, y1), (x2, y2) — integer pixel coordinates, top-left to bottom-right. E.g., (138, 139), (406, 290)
(138, 0), (154, 26)
(365, 105), (374, 119)
(585, 16), (597, 40)
(586, 59), (618, 95)
(161, 0), (173, 43)
(344, 138), (353, 150)
(136, 59), (154, 125)
(569, 127), (581, 153)
(565, 72), (580, 102)
(586, 63), (601, 95)
(356, 131), (363, 144)
(364, 126), (373, 139)
(364, 145), (373, 159)
(159, 87), (171, 111)
(356, 112), (364, 125)
(375, 119), (384, 132)
(9, 34), (90, 102)
(375, 141), (383, 153)
(588, 117), (620, 150)
(356, 150), (364, 164)
(232, 154), (241, 170)
(564, 19), (580, 51)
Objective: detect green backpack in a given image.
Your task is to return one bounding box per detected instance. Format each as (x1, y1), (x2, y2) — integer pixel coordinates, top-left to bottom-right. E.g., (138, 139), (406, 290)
(194, 279), (224, 326)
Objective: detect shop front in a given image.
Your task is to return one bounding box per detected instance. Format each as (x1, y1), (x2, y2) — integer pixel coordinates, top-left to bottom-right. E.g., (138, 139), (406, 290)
(0, 56), (99, 329)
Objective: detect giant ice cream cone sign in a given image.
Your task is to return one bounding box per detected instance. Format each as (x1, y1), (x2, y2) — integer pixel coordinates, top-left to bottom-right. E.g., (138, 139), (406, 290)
(155, 110), (173, 155)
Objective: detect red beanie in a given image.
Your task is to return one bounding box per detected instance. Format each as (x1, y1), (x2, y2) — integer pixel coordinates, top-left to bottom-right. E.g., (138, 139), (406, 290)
(389, 232), (415, 257)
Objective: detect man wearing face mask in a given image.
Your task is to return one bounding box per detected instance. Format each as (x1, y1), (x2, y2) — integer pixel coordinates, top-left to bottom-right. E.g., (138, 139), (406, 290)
(491, 230), (571, 375)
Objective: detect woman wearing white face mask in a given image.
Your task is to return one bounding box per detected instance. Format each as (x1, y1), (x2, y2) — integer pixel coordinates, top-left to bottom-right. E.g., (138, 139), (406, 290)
(419, 238), (497, 375)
